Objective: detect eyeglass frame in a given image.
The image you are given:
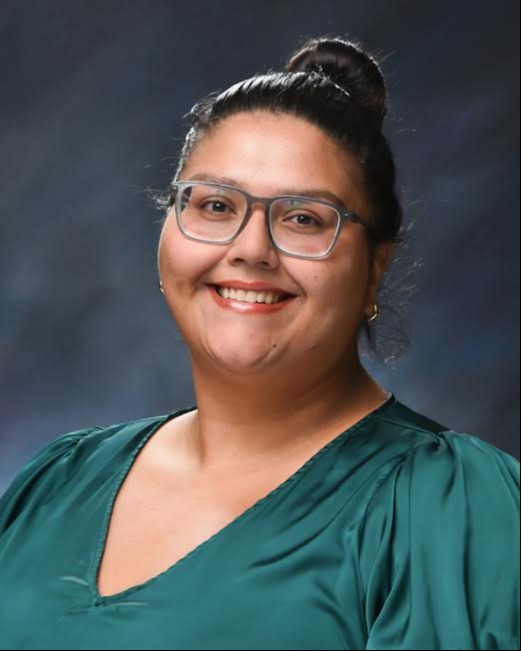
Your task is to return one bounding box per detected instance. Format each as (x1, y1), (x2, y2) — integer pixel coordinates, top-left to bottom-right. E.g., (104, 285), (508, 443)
(168, 180), (372, 260)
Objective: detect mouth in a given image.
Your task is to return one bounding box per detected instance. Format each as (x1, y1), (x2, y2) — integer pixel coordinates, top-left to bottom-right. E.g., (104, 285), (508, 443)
(206, 284), (298, 313)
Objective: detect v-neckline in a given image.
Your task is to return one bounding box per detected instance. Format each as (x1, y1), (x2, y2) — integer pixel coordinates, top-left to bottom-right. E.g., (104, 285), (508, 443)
(88, 392), (396, 607)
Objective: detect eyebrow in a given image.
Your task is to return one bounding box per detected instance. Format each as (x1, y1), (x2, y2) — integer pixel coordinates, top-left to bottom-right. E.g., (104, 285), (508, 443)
(184, 173), (348, 210)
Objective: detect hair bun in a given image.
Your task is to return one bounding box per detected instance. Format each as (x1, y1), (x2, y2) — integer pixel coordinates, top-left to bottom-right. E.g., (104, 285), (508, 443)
(285, 36), (388, 129)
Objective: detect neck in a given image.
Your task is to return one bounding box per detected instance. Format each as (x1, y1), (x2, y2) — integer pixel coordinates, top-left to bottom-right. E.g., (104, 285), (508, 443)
(174, 347), (388, 472)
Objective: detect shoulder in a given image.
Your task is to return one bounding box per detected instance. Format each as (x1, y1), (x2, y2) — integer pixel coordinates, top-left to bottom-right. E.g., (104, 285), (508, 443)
(0, 424), (99, 535)
(361, 397), (519, 575)
(390, 396), (520, 505)
(371, 396), (519, 514)
(372, 395), (519, 477)
(0, 413), (167, 535)
(394, 426), (520, 538)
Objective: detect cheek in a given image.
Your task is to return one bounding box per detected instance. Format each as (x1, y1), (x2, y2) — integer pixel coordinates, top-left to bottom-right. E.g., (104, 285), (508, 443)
(308, 258), (368, 327)
(159, 217), (213, 285)
(331, 238), (370, 299)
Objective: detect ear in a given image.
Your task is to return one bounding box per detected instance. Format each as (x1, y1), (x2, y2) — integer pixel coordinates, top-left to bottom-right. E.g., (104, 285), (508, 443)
(364, 240), (394, 318)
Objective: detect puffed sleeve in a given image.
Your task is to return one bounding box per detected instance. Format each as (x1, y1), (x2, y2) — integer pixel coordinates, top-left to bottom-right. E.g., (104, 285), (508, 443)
(0, 426), (101, 537)
(363, 430), (520, 650)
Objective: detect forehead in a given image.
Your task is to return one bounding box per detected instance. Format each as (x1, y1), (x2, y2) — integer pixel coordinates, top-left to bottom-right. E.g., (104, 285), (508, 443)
(183, 111), (366, 211)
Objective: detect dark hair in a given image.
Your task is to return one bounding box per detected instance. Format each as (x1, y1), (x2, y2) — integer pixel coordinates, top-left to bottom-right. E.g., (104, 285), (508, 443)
(152, 35), (420, 366)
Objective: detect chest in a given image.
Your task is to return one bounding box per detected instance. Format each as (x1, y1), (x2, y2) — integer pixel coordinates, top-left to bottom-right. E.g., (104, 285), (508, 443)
(96, 454), (291, 598)
(94, 410), (362, 599)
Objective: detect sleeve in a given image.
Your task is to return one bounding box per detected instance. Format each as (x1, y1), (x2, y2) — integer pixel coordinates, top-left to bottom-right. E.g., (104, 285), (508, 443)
(0, 426), (101, 537)
(363, 430), (520, 651)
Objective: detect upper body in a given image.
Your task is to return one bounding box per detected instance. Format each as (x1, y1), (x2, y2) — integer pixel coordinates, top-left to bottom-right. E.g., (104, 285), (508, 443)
(3, 34), (518, 651)
(0, 393), (519, 650)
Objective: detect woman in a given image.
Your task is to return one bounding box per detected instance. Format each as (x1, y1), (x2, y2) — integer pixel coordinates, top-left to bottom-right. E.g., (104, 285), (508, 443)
(0, 36), (519, 650)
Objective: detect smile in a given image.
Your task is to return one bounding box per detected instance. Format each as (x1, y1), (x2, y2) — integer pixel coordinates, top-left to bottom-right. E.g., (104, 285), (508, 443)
(207, 284), (297, 314)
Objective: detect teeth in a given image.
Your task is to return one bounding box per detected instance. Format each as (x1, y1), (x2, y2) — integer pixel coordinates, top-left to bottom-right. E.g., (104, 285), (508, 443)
(216, 286), (287, 304)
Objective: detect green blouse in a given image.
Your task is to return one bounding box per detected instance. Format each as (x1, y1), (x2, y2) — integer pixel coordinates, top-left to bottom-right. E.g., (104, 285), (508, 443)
(0, 393), (519, 650)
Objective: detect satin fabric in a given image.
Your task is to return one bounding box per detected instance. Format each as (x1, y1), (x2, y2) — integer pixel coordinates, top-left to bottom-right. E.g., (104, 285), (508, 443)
(0, 393), (519, 650)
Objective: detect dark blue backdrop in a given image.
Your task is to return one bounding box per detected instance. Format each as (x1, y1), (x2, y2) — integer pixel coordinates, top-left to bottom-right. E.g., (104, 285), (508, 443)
(0, 0), (519, 493)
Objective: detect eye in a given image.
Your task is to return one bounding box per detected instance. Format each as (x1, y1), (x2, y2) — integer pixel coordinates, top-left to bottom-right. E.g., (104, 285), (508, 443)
(201, 200), (234, 214)
(285, 213), (322, 227)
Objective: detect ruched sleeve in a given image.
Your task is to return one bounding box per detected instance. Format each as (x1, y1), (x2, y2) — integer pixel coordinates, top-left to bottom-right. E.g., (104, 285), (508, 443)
(364, 430), (520, 651)
(0, 427), (100, 537)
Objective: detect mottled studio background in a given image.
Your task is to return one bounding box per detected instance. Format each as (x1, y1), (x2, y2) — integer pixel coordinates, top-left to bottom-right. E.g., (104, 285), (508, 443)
(0, 0), (519, 494)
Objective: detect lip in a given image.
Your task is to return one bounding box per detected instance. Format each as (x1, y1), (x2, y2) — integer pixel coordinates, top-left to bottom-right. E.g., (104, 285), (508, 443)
(206, 280), (297, 296)
(207, 284), (298, 314)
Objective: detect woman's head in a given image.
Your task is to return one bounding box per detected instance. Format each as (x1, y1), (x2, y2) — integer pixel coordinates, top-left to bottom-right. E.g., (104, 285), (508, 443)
(156, 36), (414, 376)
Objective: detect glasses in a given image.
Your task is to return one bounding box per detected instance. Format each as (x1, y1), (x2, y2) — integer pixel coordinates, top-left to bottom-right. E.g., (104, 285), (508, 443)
(168, 181), (369, 260)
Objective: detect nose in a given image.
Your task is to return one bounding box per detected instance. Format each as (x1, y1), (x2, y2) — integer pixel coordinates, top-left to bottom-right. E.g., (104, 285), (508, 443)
(246, 199), (277, 238)
(226, 201), (278, 263)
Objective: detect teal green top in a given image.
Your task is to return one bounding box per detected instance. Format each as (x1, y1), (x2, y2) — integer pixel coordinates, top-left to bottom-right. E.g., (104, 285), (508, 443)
(0, 393), (519, 650)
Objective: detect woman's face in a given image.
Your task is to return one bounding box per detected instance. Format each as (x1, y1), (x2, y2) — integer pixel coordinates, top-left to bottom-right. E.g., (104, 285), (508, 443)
(158, 110), (391, 380)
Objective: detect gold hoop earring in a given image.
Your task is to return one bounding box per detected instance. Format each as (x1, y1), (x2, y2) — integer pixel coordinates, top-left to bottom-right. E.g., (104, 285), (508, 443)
(367, 303), (378, 322)
(158, 279), (165, 294)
